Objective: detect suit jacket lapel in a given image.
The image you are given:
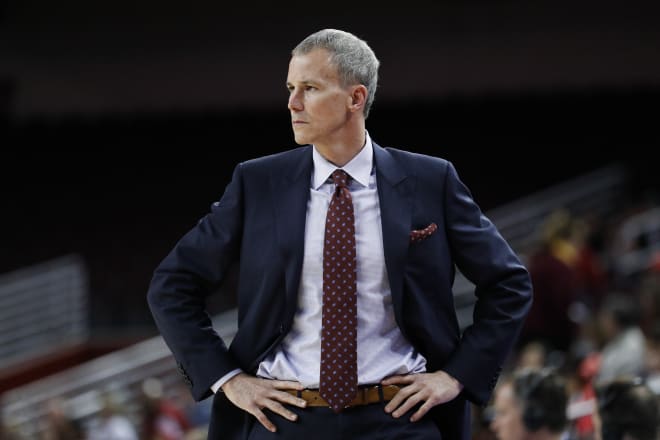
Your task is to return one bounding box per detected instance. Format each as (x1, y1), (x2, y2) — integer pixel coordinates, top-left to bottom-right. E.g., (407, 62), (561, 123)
(272, 144), (412, 330)
(271, 147), (313, 320)
(373, 143), (413, 329)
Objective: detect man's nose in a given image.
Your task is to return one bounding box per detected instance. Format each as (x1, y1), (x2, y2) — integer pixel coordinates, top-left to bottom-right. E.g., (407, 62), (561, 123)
(288, 90), (303, 111)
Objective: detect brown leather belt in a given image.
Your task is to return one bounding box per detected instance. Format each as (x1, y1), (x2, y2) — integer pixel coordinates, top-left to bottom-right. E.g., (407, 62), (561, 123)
(285, 385), (400, 408)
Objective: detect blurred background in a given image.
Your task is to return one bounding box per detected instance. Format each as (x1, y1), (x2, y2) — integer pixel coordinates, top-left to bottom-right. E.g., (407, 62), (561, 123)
(1, 0), (659, 438)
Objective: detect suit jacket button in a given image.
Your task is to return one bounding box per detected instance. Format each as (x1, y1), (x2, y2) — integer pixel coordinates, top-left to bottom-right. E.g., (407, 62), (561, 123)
(279, 324), (285, 333)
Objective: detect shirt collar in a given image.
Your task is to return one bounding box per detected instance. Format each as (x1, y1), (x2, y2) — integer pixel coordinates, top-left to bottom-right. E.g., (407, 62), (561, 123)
(312, 132), (373, 190)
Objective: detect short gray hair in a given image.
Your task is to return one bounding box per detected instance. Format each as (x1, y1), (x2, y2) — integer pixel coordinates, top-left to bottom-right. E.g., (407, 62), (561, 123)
(292, 29), (380, 118)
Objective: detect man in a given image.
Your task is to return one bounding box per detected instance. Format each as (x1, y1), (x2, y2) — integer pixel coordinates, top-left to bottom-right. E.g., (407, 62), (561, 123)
(594, 377), (659, 440)
(147, 28), (532, 439)
(490, 369), (568, 440)
(595, 293), (646, 384)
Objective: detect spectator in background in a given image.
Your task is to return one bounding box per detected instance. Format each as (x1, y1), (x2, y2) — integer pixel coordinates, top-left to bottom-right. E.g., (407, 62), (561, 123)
(608, 205), (660, 289)
(638, 267), (660, 336)
(516, 342), (548, 371)
(491, 368), (568, 440)
(643, 322), (660, 396)
(565, 352), (601, 440)
(595, 293), (645, 384)
(86, 393), (138, 440)
(570, 215), (609, 310)
(594, 377), (659, 440)
(139, 378), (191, 440)
(521, 209), (581, 353)
(42, 398), (84, 440)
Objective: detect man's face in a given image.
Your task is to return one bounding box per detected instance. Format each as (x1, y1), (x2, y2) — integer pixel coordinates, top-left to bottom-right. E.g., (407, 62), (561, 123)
(491, 383), (528, 440)
(286, 48), (354, 147)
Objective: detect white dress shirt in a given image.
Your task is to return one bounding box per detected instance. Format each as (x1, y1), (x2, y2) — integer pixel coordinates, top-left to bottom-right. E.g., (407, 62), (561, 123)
(212, 133), (426, 393)
(256, 133), (426, 388)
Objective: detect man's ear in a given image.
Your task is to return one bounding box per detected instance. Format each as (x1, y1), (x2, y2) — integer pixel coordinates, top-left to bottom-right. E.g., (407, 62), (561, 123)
(348, 85), (368, 113)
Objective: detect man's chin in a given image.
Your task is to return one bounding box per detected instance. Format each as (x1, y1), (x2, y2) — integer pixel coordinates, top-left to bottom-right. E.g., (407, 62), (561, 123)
(293, 134), (310, 145)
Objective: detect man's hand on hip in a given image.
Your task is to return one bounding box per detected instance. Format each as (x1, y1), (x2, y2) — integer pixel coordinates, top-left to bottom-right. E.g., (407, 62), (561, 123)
(381, 370), (463, 422)
(221, 373), (307, 433)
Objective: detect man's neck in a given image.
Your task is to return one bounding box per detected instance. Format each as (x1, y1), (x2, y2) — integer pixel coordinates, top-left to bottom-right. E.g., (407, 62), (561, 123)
(314, 119), (366, 167)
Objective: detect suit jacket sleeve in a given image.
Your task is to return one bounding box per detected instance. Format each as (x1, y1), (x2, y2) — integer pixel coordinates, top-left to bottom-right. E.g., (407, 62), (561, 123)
(440, 161), (533, 405)
(147, 163), (245, 401)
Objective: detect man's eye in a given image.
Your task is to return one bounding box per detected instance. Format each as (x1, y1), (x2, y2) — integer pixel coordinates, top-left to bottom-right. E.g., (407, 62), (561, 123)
(305, 86), (316, 91)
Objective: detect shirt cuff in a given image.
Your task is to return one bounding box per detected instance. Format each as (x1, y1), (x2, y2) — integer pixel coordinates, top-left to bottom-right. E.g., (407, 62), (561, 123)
(211, 369), (243, 394)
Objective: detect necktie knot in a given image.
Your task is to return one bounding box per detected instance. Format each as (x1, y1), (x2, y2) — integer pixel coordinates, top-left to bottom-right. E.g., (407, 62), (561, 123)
(331, 169), (350, 189)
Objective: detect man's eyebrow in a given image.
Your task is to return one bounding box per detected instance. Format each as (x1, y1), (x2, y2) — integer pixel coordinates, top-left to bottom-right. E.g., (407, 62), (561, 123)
(287, 80), (320, 87)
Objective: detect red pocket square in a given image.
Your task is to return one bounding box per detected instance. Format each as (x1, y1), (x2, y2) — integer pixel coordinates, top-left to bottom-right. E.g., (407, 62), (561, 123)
(410, 223), (438, 243)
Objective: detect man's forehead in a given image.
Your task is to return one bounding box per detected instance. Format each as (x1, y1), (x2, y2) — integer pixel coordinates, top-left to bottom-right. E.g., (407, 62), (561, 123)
(287, 55), (339, 83)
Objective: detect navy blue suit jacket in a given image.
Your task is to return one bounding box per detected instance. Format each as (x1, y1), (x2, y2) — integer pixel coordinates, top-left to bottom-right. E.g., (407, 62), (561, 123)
(147, 142), (532, 439)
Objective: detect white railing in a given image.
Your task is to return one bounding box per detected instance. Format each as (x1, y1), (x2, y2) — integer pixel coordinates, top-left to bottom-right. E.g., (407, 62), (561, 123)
(1, 309), (237, 438)
(0, 254), (89, 371)
(487, 164), (627, 253)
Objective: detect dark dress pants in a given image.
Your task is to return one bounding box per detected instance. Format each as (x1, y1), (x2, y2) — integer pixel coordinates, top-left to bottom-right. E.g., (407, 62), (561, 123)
(247, 402), (441, 440)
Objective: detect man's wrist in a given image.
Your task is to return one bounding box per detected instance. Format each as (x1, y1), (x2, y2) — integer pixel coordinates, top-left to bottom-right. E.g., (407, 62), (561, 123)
(211, 369), (243, 393)
(438, 369), (464, 392)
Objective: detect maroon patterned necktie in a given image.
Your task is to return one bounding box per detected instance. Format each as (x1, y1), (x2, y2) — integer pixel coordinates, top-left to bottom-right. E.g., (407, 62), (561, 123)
(319, 169), (358, 413)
